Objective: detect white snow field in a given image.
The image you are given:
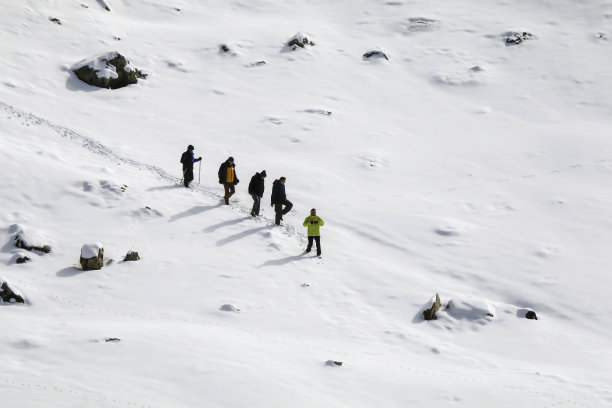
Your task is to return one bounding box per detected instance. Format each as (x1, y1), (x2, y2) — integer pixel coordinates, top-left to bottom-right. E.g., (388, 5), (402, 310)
(1, 0), (612, 406)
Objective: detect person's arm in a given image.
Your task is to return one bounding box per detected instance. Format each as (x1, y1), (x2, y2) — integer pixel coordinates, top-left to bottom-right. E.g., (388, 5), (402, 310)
(303, 217), (310, 227)
(317, 217), (324, 226)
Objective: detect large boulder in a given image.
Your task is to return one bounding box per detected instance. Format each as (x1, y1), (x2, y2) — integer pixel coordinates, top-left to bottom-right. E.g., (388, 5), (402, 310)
(1, 278), (25, 304)
(72, 52), (147, 89)
(80, 243), (104, 270)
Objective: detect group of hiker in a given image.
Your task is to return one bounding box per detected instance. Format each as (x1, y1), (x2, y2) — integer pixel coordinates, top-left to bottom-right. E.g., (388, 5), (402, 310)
(180, 145), (324, 256)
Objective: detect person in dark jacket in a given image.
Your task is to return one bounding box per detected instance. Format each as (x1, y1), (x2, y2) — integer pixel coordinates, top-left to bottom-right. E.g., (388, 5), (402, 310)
(180, 145), (202, 188)
(248, 170), (267, 216)
(270, 176), (292, 225)
(218, 157), (239, 205)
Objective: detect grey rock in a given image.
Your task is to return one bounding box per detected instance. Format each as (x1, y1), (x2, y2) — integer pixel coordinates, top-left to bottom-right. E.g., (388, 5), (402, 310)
(363, 50), (389, 60)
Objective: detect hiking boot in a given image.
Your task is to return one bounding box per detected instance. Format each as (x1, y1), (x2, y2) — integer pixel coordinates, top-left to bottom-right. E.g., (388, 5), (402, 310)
(224, 197), (229, 205)
(250, 211), (256, 217)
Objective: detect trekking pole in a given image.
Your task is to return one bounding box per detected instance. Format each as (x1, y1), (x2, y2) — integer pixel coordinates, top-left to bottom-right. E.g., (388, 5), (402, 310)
(180, 168), (186, 186)
(198, 160), (201, 185)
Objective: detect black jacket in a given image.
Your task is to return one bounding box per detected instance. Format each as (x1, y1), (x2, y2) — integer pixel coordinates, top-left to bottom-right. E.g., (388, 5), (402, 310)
(248, 173), (265, 197)
(181, 151), (196, 171)
(270, 179), (286, 205)
(218, 161), (239, 185)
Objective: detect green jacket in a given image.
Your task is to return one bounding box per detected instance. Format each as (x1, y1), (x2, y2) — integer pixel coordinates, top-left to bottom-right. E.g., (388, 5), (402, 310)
(303, 215), (324, 236)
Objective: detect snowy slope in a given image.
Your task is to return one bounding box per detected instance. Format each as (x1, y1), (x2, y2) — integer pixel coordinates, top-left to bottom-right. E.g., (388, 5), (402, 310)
(1, 1), (612, 407)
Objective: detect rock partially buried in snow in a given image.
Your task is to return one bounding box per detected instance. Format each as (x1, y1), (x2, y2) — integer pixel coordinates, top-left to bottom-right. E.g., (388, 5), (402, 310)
(220, 304), (240, 312)
(1, 278), (25, 304)
(363, 49), (389, 60)
(13, 226), (52, 254)
(504, 31), (534, 46)
(80, 243), (104, 270)
(123, 251), (140, 261)
(286, 32), (315, 50)
(16, 256), (31, 264)
(446, 297), (495, 321)
(325, 360), (343, 367)
(72, 51), (147, 89)
(423, 293), (441, 320)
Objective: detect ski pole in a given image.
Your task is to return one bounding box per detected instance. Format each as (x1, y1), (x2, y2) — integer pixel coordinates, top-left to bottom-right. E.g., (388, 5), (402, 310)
(198, 160), (201, 185)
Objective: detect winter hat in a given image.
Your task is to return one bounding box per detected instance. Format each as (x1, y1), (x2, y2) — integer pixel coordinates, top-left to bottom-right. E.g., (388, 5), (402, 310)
(279, 176), (286, 181)
(188, 145), (194, 151)
(260, 170), (267, 177)
(228, 156), (234, 162)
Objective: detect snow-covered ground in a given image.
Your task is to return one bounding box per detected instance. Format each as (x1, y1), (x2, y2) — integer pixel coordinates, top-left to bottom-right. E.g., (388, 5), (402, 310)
(2, 1), (611, 406)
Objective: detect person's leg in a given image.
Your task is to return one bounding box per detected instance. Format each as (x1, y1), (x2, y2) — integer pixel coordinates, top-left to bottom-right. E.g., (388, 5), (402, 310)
(282, 199), (293, 215)
(251, 194), (259, 216)
(228, 184), (235, 198)
(274, 203), (282, 224)
(314, 236), (321, 256)
(306, 236), (313, 252)
(254, 195), (261, 215)
(223, 183), (231, 204)
(185, 168), (194, 187)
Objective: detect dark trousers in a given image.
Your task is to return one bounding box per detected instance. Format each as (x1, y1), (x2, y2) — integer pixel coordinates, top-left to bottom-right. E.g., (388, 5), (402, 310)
(183, 167), (194, 187)
(223, 183), (235, 203)
(274, 199), (293, 225)
(251, 194), (261, 215)
(306, 236), (321, 255)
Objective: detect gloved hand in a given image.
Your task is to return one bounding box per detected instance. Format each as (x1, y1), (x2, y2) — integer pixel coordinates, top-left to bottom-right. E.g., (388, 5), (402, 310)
(198, 157), (202, 161)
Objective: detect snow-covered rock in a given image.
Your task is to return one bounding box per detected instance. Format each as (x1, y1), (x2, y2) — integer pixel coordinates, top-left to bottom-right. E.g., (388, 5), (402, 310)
(286, 32), (315, 50)
(13, 225), (52, 254)
(72, 51), (146, 89)
(80, 242), (104, 270)
(0, 278), (25, 304)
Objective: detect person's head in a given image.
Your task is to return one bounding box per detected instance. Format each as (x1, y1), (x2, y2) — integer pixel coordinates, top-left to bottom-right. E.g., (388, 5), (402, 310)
(188, 145), (194, 151)
(260, 170), (267, 178)
(310, 208), (316, 215)
(279, 176), (286, 184)
(228, 156), (234, 163)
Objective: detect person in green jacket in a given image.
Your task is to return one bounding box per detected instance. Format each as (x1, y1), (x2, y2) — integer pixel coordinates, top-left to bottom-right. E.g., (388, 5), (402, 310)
(303, 208), (324, 256)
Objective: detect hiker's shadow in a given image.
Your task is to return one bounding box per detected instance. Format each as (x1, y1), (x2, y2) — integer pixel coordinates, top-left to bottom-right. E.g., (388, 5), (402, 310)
(216, 225), (272, 247)
(148, 185), (183, 192)
(205, 217), (250, 233)
(169, 205), (221, 222)
(259, 253), (308, 267)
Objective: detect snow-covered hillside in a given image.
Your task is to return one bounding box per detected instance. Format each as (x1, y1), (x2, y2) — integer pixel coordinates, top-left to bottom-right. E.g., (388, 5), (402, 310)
(2, 1), (611, 406)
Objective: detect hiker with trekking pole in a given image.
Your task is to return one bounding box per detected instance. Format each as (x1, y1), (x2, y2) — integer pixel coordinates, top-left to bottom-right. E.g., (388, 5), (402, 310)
(180, 145), (202, 188)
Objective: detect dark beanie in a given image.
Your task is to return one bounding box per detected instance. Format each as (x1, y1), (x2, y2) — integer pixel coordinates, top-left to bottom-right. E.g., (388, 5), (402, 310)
(260, 170), (267, 177)
(228, 156), (234, 162)
(188, 145), (194, 151)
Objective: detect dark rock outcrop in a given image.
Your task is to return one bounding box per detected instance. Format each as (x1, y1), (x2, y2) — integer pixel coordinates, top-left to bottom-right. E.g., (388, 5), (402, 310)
(363, 50), (389, 60)
(73, 52), (147, 89)
(1, 280), (25, 304)
(525, 310), (538, 320)
(423, 293), (441, 320)
(49, 17), (62, 25)
(123, 251), (140, 261)
(16, 256), (31, 264)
